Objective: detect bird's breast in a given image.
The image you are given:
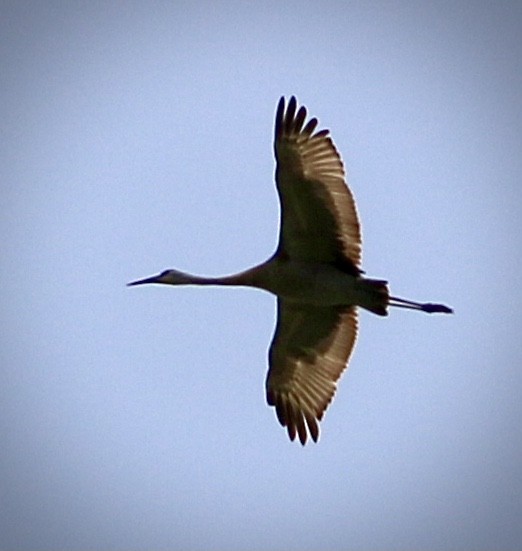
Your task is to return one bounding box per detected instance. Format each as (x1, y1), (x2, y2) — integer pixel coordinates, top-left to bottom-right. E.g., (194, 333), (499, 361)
(255, 259), (360, 306)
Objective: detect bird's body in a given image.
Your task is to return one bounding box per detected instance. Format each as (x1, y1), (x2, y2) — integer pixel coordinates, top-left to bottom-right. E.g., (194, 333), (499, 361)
(185, 258), (385, 310)
(129, 96), (452, 445)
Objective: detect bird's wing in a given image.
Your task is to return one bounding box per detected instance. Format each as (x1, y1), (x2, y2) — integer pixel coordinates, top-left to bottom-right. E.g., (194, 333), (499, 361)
(266, 299), (358, 444)
(274, 96), (362, 274)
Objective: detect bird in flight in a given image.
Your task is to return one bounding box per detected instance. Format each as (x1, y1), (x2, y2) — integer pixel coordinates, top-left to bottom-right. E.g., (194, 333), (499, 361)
(129, 96), (453, 445)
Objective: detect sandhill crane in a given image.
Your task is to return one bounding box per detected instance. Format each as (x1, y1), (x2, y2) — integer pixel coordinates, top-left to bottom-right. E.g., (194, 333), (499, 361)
(129, 96), (452, 445)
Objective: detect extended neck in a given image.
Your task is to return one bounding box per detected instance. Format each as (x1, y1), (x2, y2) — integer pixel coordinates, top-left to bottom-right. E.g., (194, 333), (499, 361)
(191, 267), (259, 287)
(127, 265), (262, 289)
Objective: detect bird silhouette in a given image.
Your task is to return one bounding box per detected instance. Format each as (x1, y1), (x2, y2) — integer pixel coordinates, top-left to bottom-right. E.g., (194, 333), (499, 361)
(129, 96), (453, 445)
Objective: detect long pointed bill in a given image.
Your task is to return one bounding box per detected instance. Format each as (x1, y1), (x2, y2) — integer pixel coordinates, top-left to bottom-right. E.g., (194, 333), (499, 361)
(127, 274), (163, 286)
(389, 296), (453, 314)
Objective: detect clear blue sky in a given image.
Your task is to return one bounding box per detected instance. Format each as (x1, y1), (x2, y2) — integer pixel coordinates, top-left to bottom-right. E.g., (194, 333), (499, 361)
(2, 2), (521, 550)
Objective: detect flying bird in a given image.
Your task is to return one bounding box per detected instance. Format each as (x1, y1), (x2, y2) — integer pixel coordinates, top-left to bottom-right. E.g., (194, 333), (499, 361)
(129, 96), (453, 445)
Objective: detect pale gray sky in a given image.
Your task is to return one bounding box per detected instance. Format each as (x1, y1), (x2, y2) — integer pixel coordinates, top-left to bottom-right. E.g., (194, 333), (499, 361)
(1, 2), (522, 550)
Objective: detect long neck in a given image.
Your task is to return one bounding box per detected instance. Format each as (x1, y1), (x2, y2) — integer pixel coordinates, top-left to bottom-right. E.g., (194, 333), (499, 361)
(181, 266), (260, 288)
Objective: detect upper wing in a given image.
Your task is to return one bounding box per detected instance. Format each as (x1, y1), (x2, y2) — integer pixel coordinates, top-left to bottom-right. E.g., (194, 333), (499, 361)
(274, 96), (362, 274)
(266, 299), (358, 444)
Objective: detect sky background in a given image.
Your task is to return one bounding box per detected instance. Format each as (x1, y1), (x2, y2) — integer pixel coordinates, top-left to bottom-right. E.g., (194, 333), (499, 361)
(1, 2), (522, 550)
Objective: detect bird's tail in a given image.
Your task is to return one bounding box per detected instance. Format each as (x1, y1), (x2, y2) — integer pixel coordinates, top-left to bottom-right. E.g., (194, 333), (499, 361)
(357, 278), (454, 315)
(356, 278), (389, 316)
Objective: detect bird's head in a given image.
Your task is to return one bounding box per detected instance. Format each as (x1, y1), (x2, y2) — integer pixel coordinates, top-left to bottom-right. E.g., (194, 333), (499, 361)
(127, 269), (194, 287)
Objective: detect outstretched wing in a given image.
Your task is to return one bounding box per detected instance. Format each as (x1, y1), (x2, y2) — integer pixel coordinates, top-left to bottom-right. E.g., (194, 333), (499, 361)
(274, 96), (362, 274)
(266, 300), (358, 444)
